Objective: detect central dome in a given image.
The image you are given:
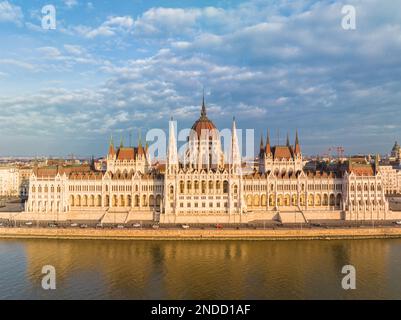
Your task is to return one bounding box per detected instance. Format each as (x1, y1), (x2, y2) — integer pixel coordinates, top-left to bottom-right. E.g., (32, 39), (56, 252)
(191, 97), (217, 137)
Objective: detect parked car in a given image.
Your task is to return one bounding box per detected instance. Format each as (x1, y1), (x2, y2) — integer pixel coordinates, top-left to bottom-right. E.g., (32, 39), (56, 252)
(117, 225), (125, 229)
(96, 223), (103, 228)
(25, 221), (33, 226)
(80, 224), (88, 229)
(152, 224), (160, 229)
(133, 223), (141, 228)
(215, 224), (223, 229)
(48, 224), (57, 228)
(181, 224), (190, 229)
(70, 223), (78, 227)
(394, 221), (401, 225)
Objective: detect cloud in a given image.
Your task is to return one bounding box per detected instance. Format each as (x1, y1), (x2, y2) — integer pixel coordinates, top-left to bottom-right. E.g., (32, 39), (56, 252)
(2, 0), (401, 156)
(133, 7), (201, 37)
(64, 0), (78, 8)
(0, 1), (23, 25)
(0, 58), (35, 70)
(63, 44), (85, 56)
(37, 46), (62, 58)
(73, 15), (134, 38)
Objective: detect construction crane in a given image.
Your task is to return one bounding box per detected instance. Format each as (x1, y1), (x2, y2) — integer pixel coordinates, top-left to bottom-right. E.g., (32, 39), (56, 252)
(322, 146), (345, 161)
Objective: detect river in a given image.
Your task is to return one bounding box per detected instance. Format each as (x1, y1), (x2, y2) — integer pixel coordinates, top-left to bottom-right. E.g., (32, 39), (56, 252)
(0, 238), (400, 299)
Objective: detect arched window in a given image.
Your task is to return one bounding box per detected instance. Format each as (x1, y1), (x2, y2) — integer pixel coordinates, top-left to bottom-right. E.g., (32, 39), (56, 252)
(261, 194), (267, 206)
(105, 195), (110, 207)
(336, 194), (342, 207)
(246, 195), (252, 206)
(233, 185), (238, 194)
(269, 194), (275, 206)
(223, 181), (229, 194)
(308, 194), (314, 206)
(253, 195), (260, 206)
(201, 181), (207, 194)
(284, 194), (290, 206)
(329, 194), (335, 206)
(149, 195), (155, 207)
(292, 194), (297, 206)
(216, 181), (221, 192)
(323, 194), (328, 206)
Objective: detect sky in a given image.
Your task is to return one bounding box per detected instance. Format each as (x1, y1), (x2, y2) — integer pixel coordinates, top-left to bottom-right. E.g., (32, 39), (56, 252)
(0, 0), (401, 158)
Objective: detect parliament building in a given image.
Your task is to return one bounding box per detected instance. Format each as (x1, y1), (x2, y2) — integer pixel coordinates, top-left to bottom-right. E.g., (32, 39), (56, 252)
(25, 98), (397, 224)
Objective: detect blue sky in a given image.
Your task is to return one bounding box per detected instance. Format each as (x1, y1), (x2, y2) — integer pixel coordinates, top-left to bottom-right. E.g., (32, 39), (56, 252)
(0, 0), (401, 157)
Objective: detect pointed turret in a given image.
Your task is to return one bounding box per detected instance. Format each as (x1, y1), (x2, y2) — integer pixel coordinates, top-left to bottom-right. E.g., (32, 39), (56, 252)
(137, 129), (144, 157)
(230, 117), (241, 173)
(265, 129), (271, 155)
(259, 133), (264, 156)
(294, 130), (301, 155)
(201, 89), (207, 119)
(167, 117), (178, 173)
(108, 134), (115, 157)
(286, 132), (290, 147)
(119, 136), (124, 149)
(374, 153), (379, 175)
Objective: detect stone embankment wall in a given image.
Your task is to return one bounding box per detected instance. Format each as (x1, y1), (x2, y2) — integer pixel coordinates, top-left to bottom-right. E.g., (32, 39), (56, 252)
(1, 227), (401, 241)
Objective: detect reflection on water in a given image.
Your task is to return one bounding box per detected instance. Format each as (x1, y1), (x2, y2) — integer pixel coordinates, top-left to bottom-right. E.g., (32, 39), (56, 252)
(1, 238), (401, 299)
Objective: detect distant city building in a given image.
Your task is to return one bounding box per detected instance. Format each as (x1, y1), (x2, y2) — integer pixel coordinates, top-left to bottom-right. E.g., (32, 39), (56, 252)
(390, 141), (401, 163)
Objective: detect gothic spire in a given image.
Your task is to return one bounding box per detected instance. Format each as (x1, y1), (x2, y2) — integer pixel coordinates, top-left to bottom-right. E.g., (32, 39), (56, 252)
(108, 134), (115, 156)
(259, 133), (264, 154)
(201, 88), (207, 118)
(265, 129), (271, 154)
(294, 130), (301, 155)
(231, 117), (241, 173)
(286, 132), (290, 147)
(167, 118), (178, 173)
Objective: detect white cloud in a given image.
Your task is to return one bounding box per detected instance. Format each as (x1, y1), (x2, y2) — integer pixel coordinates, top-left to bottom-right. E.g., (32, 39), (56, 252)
(73, 15), (134, 38)
(0, 1), (23, 25)
(37, 46), (61, 58)
(64, 0), (78, 8)
(63, 44), (85, 56)
(134, 7), (200, 36)
(0, 58), (35, 70)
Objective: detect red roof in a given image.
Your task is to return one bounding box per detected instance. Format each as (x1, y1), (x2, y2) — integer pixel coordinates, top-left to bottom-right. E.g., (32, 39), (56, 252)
(116, 147), (135, 160)
(272, 146), (293, 160)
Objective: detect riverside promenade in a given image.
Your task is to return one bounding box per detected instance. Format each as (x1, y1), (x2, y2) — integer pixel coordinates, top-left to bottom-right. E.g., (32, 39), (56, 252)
(2, 227), (401, 241)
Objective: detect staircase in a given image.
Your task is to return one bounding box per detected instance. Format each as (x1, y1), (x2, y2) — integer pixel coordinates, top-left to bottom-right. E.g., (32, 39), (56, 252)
(278, 206), (307, 224)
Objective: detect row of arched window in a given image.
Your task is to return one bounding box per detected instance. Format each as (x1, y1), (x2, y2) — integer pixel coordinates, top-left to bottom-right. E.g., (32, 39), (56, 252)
(177, 180), (230, 194)
(350, 184), (382, 192)
(32, 185), (61, 193)
(246, 193), (343, 207)
(69, 194), (162, 208)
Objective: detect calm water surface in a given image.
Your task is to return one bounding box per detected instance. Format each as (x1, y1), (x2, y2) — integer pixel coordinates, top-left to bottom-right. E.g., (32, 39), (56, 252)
(1, 238), (401, 299)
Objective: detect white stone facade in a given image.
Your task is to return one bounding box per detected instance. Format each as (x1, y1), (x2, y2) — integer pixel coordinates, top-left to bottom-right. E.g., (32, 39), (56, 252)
(24, 104), (394, 223)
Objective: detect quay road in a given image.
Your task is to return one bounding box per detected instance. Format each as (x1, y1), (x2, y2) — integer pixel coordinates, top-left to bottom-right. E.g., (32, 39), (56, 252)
(0, 217), (400, 231)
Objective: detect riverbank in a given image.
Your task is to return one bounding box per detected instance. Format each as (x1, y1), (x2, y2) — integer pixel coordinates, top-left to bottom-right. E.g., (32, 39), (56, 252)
(2, 227), (401, 240)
